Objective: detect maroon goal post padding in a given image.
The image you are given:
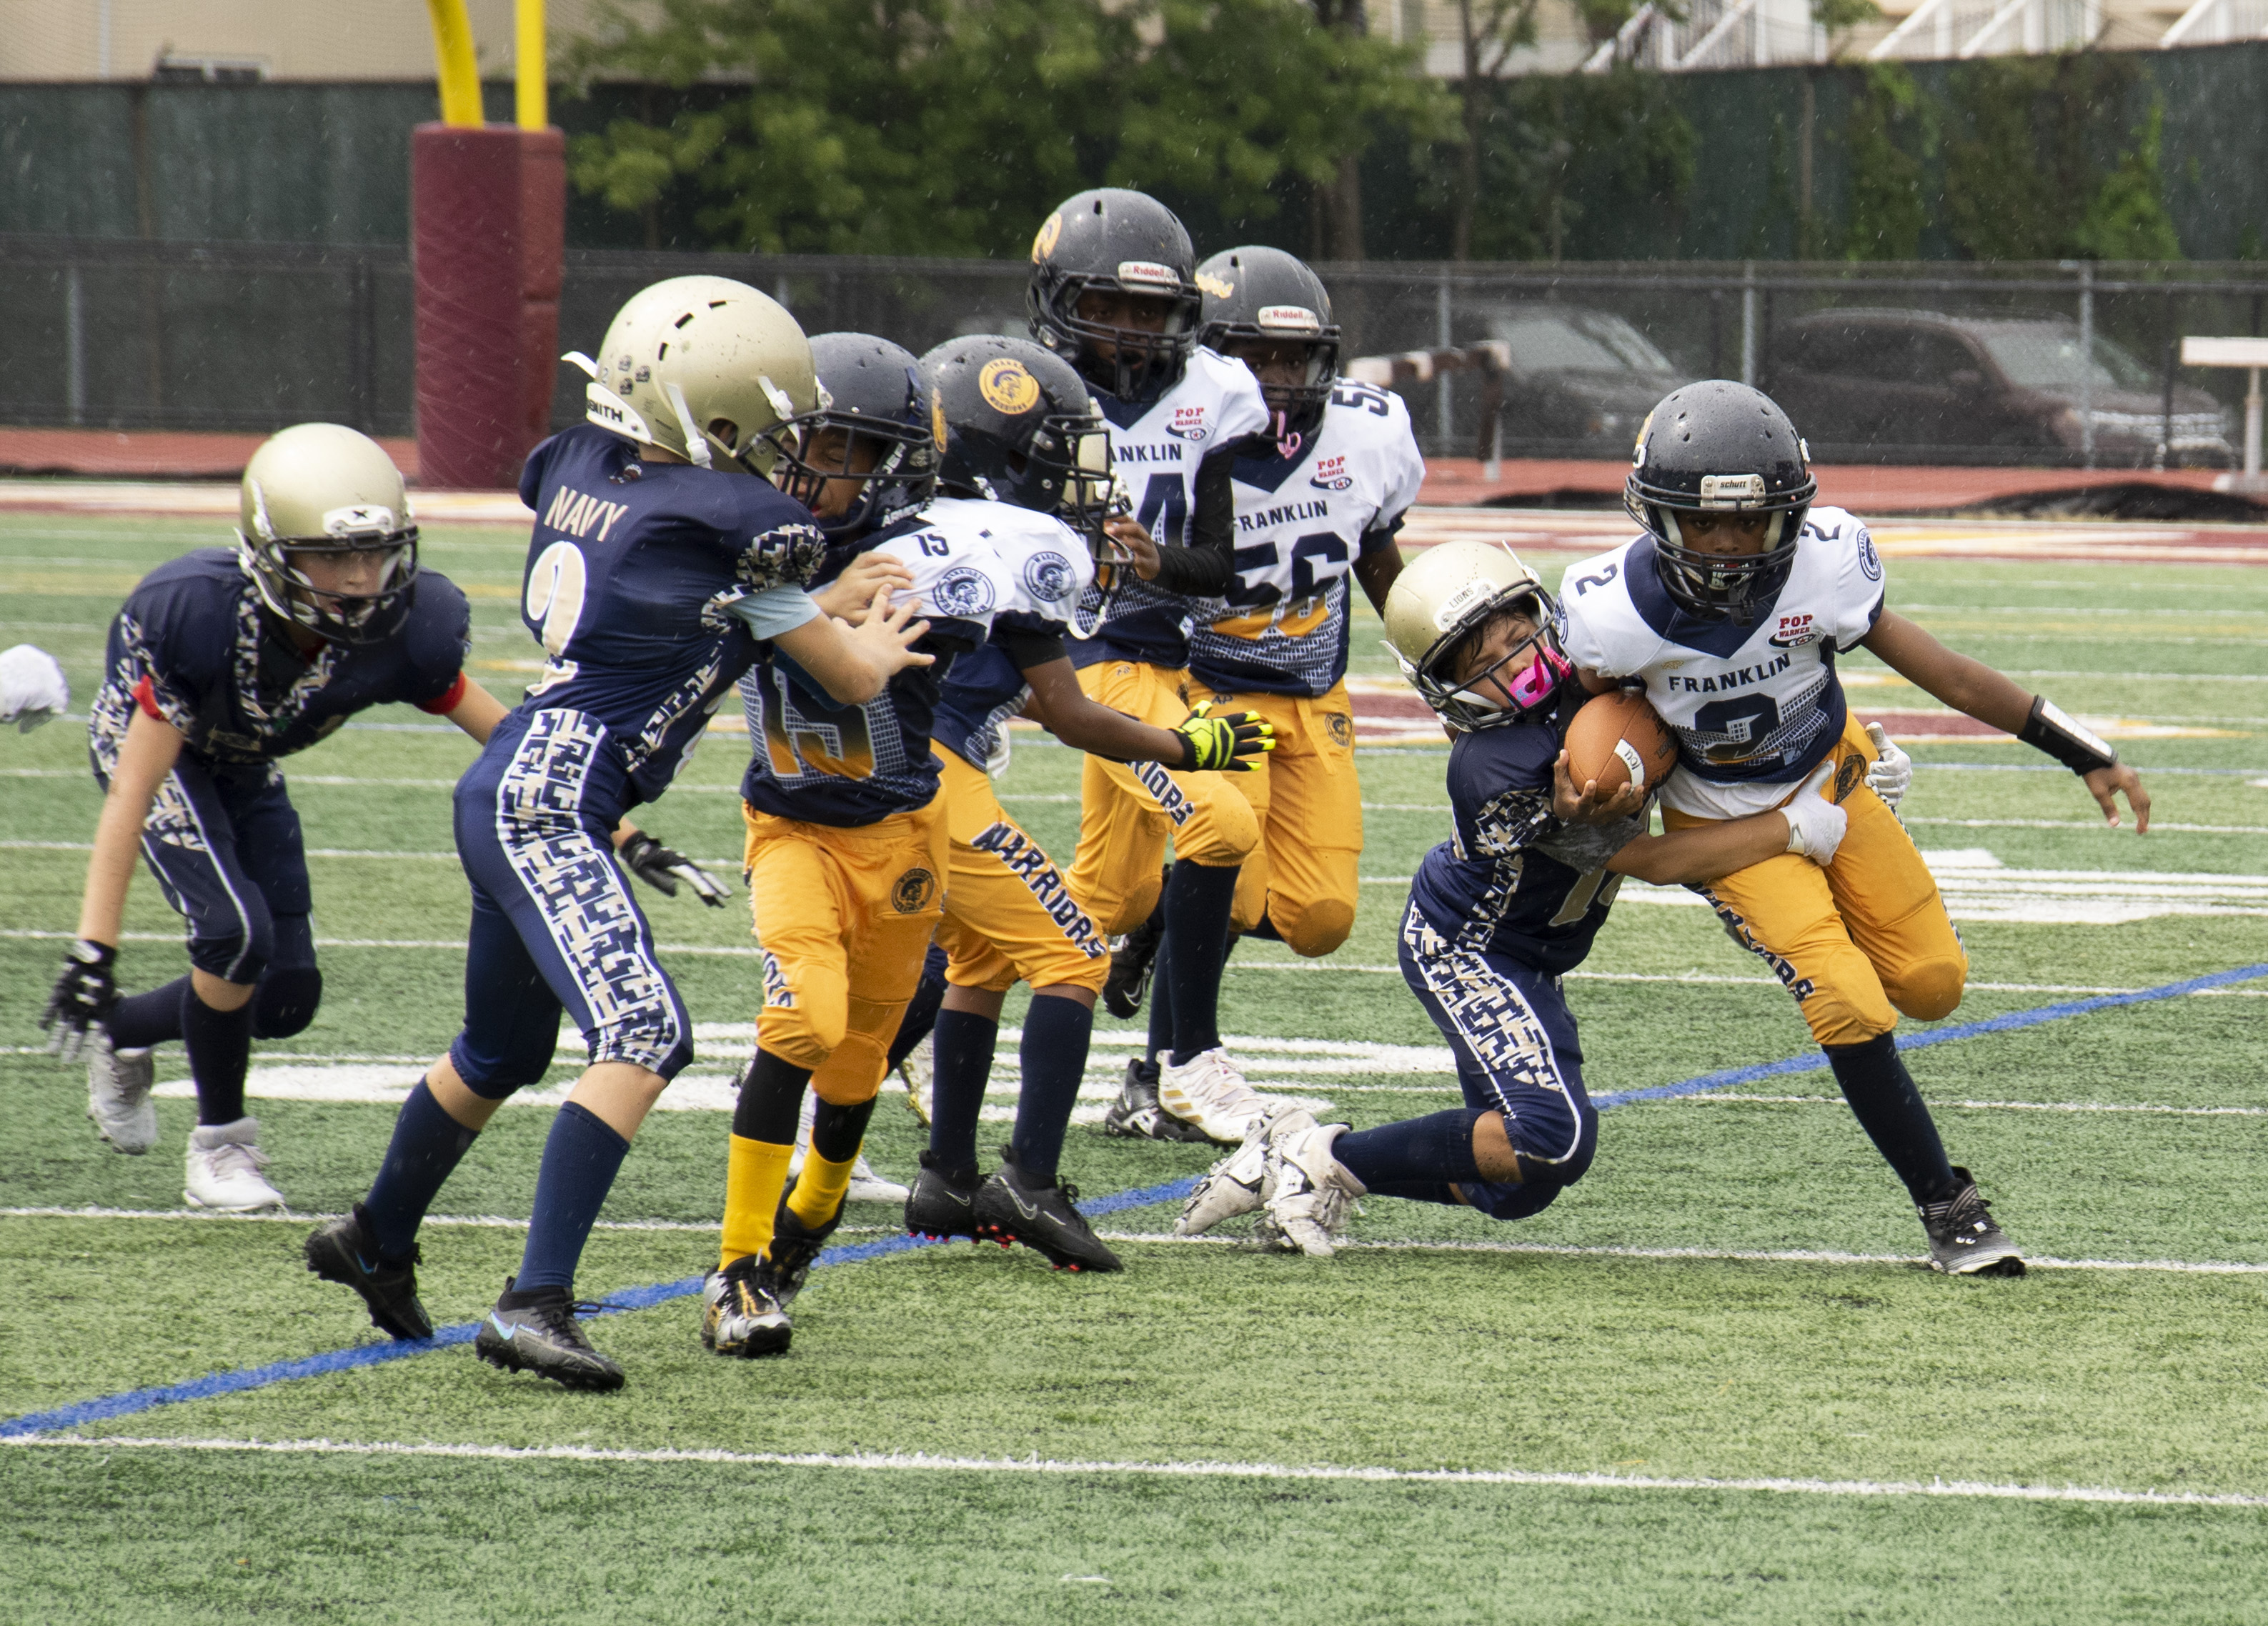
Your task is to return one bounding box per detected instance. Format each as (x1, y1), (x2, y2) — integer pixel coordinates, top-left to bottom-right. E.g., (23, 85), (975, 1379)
(412, 124), (565, 491)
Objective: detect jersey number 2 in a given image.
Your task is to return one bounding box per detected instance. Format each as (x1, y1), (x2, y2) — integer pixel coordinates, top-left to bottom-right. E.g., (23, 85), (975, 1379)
(524, 541), (587, 695)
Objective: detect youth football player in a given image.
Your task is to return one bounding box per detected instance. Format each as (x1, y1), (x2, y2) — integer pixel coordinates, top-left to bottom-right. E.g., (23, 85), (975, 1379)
(1178, 539), (1844, 1254)
(39, 425), (499, 1212)
(1027, 187), (1276, 1147)
(304, 279), (931, 1390)
(1556, 379), (2152, 1274)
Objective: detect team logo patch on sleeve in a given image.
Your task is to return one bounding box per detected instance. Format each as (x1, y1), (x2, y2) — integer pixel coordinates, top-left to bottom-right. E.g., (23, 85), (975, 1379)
(891, 867), (940, 914)
(1023, 552), (1075, 602)
(932, 564), (998, 618)
(1857, 531), (1884, 582)
(978, 359), (1041, 414)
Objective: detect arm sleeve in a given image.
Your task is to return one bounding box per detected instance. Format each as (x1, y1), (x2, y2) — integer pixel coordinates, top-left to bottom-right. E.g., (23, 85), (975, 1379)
(1359, 512), (1407, 556)
(996, 623), (1068, 672)
(1148, 449), (1238, 597)
(402, 577), (474, 711)
(727, 584), (823, 641)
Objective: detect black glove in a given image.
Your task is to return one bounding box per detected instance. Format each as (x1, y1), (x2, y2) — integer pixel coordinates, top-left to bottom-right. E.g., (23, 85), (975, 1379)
(41, 939), (118, 1062)
(1172, 703), (1276, 773)
(619, 832), (731, 907)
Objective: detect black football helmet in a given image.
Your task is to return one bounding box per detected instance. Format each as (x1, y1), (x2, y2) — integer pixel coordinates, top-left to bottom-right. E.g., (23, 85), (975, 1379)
(1624, 380), (1817, 624)
(920, 335), (1115, 532)
(1027, 188), (1202, 405)
(1195, 246), (1341, 444)
(764, 333), (939, 537)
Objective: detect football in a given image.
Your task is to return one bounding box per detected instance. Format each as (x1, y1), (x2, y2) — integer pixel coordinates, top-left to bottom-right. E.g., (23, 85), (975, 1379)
(1563, 688), (1679, 797)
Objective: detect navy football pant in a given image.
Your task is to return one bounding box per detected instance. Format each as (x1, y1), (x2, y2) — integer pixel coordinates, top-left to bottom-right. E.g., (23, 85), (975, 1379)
(1397, 902), (1597, 1220)
(447, 708), (694, 1099)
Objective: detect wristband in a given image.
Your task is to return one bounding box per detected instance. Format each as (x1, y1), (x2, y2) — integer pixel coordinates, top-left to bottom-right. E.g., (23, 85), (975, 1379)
(2018, 695), (2117, 776)
(69, 938), (117, 968)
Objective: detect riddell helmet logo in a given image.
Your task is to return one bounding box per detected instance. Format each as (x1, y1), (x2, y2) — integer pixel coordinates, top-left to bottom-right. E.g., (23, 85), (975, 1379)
(1258, 304), (1320, 334)
(1310, 454), (1353, 492)
(1116, 260), (1180, 289)
(1165, 406), (1209, 441)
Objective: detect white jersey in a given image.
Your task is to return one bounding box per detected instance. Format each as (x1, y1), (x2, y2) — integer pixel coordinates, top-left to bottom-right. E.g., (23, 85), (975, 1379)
(928, 495), (1097, 771)
(1187, 378), (1426, 698)
(1078, 346), (1269, 667)
(1557, 504), (1885, 819)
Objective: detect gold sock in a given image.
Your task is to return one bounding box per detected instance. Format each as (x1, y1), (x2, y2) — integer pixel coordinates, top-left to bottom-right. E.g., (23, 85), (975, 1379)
(785, 1144), (857, 1234)
(721, 1134), (794, 1270)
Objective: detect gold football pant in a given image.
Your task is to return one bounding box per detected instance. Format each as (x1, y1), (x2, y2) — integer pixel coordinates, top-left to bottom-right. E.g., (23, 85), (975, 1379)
(1196, 680), (1363, 957)
(1665, 716), (1966, 1048)
(933, 749), (1111, 996)
(1065, 659), (1260, 936)
(742, 799), (948, 1105)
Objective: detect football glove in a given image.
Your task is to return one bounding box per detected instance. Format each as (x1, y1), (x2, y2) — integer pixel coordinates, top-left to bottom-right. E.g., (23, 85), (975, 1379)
(1864, 722), (1912, 813)
(0, 644), (69, 732)
(1173, 703), (1275, 773)
(620, 832), (731, 907)
(1781, 763), (1849, 866)
(40, 939), (118, 1062)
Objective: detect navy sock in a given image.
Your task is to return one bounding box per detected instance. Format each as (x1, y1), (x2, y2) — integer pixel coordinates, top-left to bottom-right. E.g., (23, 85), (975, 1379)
(1825, 1033), (1958, 1204)
(926, 1009), (998, 1179)
(1010, 993), (1093, 1183)
(1163, 859), (1240, 1065)
(1244, 912), (1283, 943)
(1366, 1179), (1466, 1207)
(362, 1079), (479, 1263)
(514, 1101), (632, 1295)
(1334, 1109), (1486, 1191)
(181, 983), (253, 1127)
(1144, 939), (1174, 1066)
(811, 1095), (875, 1164)
(887, 947), (950, 1072)
(105, 975), (189, 1050)
(736, 1051), (810, 1142)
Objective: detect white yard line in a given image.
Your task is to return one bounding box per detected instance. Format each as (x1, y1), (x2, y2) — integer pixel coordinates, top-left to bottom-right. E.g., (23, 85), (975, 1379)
(7, 1433), (2267, 1510)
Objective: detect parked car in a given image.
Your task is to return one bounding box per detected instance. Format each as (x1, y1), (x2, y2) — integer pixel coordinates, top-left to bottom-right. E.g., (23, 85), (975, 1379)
(1763, 308), (2233, 467)
(1468, 304), (1692, 452)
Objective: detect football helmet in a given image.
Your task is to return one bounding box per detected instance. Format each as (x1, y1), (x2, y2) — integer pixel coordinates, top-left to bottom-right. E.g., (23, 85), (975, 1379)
(565, 275), (817, 477)
(1195, 246), (1341, 444)
(1381, 538), (1568, 733)
(1624, 380), (1816, 624)
(1026, 188), (1202, 404)
(920, 335), (1114, 531)
(765, 332), (939, 537)
(236, 423), (419, 647)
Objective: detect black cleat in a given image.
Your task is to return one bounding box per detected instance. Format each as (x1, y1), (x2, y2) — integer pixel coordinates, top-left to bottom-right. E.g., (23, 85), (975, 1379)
(474, 1278), (625, 1390)
(1101, 889), (1168, 1019)
(304, 1203), (434, 1341)
(905, 1149), (982, 1241)
(1918, 1167), (2025, 1277)
(701, 1255), (793, 1357)
(767, 1179), (842, 1307)
(973, 1149), (1124, 1273)
(1101, 1057), (1212, 1143)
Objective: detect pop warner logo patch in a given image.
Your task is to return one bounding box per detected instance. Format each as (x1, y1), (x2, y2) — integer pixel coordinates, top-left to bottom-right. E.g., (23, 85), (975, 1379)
(1165, 405), (1209, 442)
(1768, 612), (1818, 649)
(1310, 454), (1353, 492)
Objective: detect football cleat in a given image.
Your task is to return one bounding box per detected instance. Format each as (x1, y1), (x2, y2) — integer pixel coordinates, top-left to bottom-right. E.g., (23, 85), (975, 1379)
(1917, 1167), (2025, 1277)
(1101, 1057), (1212, 1144)
(474, 1279), (625, 1390)
(904, 1149), (982, 1241)
(1175, 1109), (1281, 1235)
(766, 1181), (842, 1307)
(972, 1149), (1123, 1273)
(86, 1031), (157, 1155)
(1100, 896), (1167, 1019)
(183, 1117), (284, 1212)
(700, 1256), (794, 1357)
(1156, 1047), (1267, 1146)
(1255, 1111), (1363, 1259)
(897, 1033), (935, 1127)
(303, 1202), (434, 1340)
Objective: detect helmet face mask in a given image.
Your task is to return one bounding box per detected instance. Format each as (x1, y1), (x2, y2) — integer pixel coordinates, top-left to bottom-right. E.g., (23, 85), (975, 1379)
(1195, 246), (1341, 444)
(1624, 380), (1816, 624)
(1028, 189), (1202, 404)
(236, 424), (420, 647)
(762, 334), (939, 537)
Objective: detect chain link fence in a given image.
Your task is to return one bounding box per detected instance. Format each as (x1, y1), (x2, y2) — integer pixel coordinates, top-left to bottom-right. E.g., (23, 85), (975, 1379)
(8, 234), (2267, 469)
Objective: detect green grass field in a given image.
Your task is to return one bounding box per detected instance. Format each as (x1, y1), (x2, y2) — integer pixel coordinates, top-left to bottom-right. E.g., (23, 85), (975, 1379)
(4, 507), (2267, 1624)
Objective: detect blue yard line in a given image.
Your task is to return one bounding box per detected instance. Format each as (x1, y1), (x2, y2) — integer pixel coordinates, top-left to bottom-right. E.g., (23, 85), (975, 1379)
(1909, 762), (2265, 776)
(6, 967), (2262, 1441)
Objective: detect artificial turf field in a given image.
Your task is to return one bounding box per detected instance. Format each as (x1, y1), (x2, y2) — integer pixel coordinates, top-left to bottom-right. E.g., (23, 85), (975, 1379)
(3, 504), (2267, 1624)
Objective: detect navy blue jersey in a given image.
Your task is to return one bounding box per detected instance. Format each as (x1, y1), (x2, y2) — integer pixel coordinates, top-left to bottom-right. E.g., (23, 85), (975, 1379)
(89, 547), (470, 782)
(1407, 687), (1648, 976)
(514, 424), (825, 810)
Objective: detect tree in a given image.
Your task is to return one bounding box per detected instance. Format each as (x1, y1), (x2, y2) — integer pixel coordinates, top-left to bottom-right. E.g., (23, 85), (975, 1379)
(1447, 0), (1543, 260)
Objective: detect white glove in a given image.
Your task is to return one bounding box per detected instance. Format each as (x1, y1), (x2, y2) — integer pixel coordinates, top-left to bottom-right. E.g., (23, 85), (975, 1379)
(1864, 722), (1911, 812)
(1781, 761), (1849, 865)
(0, 645), (69, 732)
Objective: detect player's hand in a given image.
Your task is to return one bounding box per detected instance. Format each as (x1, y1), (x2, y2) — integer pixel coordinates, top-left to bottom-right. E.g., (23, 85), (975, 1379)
(40, 939), (118, 1062)
(1781, 762), (1849, 865)
(619, 832), (731, 907)
(0, 644), (69, 732)
(1863, 722), (1912, 813)
(2084, 762), (2151, 833)
(848, 587), (935, 674)
(811, 553), (915, 624)
(1551, 750), (1646, 825)
(1173, 703), (1275, 772)
(1104, 517), (1161, 582)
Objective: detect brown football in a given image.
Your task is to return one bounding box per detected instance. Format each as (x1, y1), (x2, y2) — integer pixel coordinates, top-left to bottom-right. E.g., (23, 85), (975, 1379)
(1563, 689), (1679, 797)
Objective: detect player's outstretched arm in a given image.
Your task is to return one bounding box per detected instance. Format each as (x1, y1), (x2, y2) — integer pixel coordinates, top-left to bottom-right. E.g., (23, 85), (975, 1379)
(1861, 610), (2150, 831)
(1018, 658), (1272, 770)
(441, 678), (511, 746)
(775, 587), (933, 705)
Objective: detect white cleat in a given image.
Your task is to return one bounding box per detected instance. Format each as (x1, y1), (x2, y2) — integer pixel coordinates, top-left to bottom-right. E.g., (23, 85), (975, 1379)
(897, 1034), (934, 1127)
(1175, 1109), (1280, 1235)
(1256, 1112), (1363, 1259)
(86, 1032), (157, 1155)
(183, 1117), (285, 1212)
(1156, 1047), (1268, 1146)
